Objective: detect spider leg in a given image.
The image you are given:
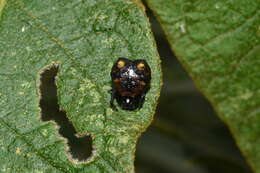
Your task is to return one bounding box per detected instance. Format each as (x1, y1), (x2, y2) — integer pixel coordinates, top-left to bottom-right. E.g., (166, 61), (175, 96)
(110, 88), (118, 111)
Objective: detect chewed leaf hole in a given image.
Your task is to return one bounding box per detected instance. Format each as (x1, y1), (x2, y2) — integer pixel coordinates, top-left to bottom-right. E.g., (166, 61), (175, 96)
(39, 63), (93, 162)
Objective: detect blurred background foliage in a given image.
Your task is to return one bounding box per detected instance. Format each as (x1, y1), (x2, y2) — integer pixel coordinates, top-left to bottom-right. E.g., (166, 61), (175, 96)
(135, 5), (253, 173)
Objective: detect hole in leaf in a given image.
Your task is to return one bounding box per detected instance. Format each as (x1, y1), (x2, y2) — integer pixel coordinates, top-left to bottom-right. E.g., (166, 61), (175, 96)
(39, 63), (93, 162)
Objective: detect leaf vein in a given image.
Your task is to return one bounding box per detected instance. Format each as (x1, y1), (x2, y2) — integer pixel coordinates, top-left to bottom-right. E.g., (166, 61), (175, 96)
(229, 44), (260, 75)
(0, 117), (70, 173)
(201, 9), (259, 46)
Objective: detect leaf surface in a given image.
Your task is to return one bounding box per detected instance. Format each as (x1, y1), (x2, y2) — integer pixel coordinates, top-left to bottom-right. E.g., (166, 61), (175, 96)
(0, 0), (161, 172)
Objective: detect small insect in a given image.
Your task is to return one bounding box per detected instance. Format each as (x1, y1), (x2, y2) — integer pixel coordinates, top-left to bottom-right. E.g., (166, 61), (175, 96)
(110, 57), (151, 111)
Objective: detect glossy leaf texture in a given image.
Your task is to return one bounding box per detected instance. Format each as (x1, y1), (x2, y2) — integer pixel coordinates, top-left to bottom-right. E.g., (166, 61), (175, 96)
(0, 0), (161, 172)
(146, 0), (260, 172)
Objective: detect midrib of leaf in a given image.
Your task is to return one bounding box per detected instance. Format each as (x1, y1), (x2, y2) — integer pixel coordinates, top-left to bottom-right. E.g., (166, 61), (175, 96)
(0, 0), (161, 172)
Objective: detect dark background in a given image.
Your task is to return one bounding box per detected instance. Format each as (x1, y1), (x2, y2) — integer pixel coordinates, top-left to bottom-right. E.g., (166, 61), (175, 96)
(135, 5), (253, 173)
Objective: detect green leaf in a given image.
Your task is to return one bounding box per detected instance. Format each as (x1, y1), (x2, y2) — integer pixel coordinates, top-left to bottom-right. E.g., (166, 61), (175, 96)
(146, 0), (259, 172)
(0, 0), (161, 172)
